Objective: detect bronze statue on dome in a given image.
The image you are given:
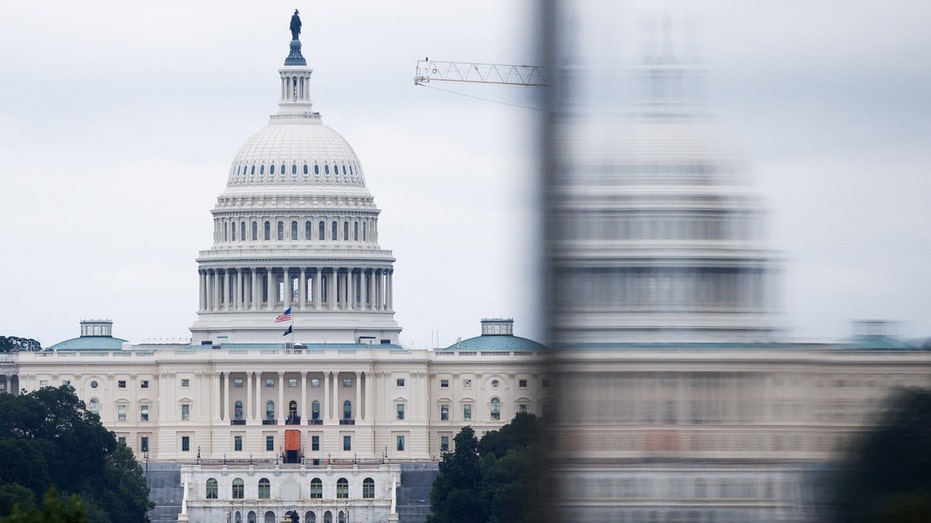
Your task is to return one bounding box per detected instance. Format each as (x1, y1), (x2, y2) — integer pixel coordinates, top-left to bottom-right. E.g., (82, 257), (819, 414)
(290, 9), (302, 40)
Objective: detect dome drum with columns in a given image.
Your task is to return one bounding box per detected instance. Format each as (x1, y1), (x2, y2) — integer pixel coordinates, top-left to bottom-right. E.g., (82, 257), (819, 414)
(191, 32), (400, 346)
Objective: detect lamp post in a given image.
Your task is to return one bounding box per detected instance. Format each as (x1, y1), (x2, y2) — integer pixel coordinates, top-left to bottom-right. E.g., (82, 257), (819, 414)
(197, 446), (201, 465)
(143, 450), (149, 473)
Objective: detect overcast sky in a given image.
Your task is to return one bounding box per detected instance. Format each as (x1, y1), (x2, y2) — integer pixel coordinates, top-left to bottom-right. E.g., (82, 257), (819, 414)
(0, 1), (928, 348)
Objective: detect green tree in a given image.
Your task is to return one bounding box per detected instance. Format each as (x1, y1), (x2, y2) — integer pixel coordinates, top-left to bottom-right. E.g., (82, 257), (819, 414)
(0, 487), (88, 523)
(0, 337), (41, 353)
(831, 387), (931, 523)
(428, 413), (546, 523)
(0, 386), (152, 521)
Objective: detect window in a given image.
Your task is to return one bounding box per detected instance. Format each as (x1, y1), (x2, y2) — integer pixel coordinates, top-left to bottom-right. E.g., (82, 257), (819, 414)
(118, 436), (126, 445)
(396, 435), (405, 451)
(264, 221), (270, 240)
(118, 380), (126, 388)
(336, 478), (348, 499)
(353, 222), (359, 241)
(332, 221), (337, 241)
(182, 436), (190, 452)
(363, 478), (375, 499)
(463, 404), (472, 420)
(258, 478), (271, 499)
(310, 478), (322, 499)
(491, 379), (500, 388)
(232, 478), (244, 499)
(63, 380), (71, 387)
(343, 435), (351, 451)
(519, 379), (528, 388)
(491, 398), (501, 420)
(234, 401), (243, 420)
(463, 379), (472, 388)
(312, 400), (320, 420)
(181, 379), (190, 388)
(440, 404), (449, 421)
(343, 221), (349, 241)
(396, 378), (405, 387)
(396, 403), (405, 420)
(141, 405), (150, 422)
(291, 221), (298, 240)
(234, 436), (243, 451)
(343, 378), (352, 387)
(518, 403), (528, 414)
(252, 221), (258, 241)
(288, 378), (297, 387)
(311, 378), (320, 387)
(542, 379), (550, 388)
(89, 398), (99, 415)
(311, 435), (320, 451)
(319, 221), (325, 240)
(266, 435), (274, 451)
(118, 405), (127, 421)
(181, 404), (190, 420)
(241, 221), (246, 241)
(277, 221), (284, 240)
(234, 379), (244, 387)
(441, 435), (449, 452)
(305, 221), (312, 240)
(140, 436), (149, 452)
(39, 380), (48, 388)
(343, 401), (352, 419)
(440, 379), (449, 388)
(266, 401), (275, 420)
(266, 378), (275, 387)
(206, 478), (218, 499)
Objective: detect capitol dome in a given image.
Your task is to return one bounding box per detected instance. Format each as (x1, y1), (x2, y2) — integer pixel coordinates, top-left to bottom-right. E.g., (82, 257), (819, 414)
(190, 32), (401, 346)
(226, 120), (368, 190)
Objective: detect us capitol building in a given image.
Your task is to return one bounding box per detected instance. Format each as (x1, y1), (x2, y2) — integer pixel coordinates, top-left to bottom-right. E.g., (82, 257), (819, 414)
(9, 18), (546, 523)
(4, 14), (931, 523)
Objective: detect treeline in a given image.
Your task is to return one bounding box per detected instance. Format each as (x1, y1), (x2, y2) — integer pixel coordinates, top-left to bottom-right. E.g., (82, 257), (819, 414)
(0, 386), (152, 522)
(427, 413), (547, 523)
(0, 337), (41, 353)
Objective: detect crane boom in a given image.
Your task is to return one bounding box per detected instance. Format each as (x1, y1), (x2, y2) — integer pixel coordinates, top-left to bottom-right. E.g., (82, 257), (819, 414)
(414, 59), (546, 87)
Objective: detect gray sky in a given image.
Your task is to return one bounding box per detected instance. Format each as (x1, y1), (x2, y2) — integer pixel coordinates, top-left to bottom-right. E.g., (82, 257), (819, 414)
(0, 1), (928, 348)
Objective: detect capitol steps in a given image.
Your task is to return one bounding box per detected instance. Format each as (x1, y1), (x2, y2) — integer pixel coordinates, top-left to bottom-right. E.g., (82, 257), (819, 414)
(145, 464), (183, 523)
(396, 464), (439, 523)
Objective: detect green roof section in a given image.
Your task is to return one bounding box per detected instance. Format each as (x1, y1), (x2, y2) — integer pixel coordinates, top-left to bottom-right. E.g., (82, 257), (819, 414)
(49, 336), (128, 351)
(442, 335), (546, 352)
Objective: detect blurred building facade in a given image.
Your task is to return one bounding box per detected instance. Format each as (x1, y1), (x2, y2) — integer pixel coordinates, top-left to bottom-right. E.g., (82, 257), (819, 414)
(545, 21), (931, 522)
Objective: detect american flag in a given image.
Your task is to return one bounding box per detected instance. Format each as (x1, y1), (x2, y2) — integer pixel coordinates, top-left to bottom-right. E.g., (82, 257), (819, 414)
(275, 307), (292, 323)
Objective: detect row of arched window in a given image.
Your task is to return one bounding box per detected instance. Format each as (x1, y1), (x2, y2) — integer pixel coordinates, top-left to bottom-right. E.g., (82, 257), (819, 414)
(217, 218), (375, 244)
(230, 509), (347, 523)
(233, 400), (353, 421)
(207, 477), (375, 500)
(232, 161), (359, 181)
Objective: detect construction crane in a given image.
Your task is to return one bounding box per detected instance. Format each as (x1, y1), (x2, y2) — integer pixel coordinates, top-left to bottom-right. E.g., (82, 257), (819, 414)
(414, 58), (546, 87)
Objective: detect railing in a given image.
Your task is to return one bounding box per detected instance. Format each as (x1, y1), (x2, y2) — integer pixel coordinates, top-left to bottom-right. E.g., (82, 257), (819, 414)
(262, 419), (278, 425)
(308, 419), (323, 425)
(230, 419), (246, 425)
(339, 419), (355, 425)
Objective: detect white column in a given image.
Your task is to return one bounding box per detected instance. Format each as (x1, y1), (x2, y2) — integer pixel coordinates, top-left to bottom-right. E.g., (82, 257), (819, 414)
(222, 270), (230, 310)
(323, 371), (331, 421)
(257, 372), (264, 421)
(387, 270), (393, 310)
(236, 270), (243, 310)
(277, 372), (284, 423)
(222, 372), (229, 421)
(266, 268), (274, 310)
(300, 372), (307, 422)
(328, 269), (337, 310)
(246, 371), (253, 421)
(354, 372), (361, 421)
(313, 268), (322, 310)
(210, 372), (223, 419)
(284, 268), (291, 308)
(361, 270), (368, 310)
(299, 268), (307, 311)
